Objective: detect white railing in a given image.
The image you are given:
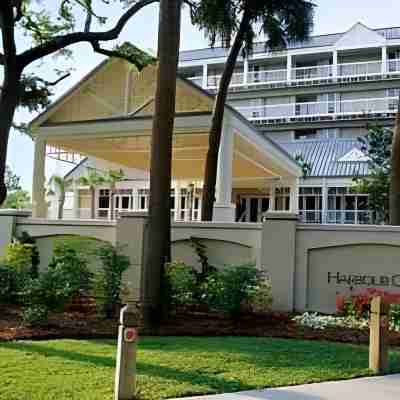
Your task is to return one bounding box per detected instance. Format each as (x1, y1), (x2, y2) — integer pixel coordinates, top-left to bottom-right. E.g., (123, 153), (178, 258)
(185, 59), (400, 89)
(299, 210), (373, 225)
(236, 96), (398, 121)
(338, 59), (382, 78)
(248, 68), (287, 84)
(291, 64), (333, 81)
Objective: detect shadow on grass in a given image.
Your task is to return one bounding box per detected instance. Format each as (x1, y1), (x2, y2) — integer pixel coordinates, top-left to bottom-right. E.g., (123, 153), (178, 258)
(0, 341), (253, 393)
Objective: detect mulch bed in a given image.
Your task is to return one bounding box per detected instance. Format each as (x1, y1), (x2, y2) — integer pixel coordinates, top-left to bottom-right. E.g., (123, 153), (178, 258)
(1, 304), (400, 346)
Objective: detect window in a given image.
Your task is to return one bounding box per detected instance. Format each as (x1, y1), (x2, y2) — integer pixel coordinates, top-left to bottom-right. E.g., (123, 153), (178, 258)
(294, 129), (317, 140)
(275, 187), (290, 211)
(138, 189), (149, 210)
(98, 189), (110, 209)
(299, 187), (322, 223)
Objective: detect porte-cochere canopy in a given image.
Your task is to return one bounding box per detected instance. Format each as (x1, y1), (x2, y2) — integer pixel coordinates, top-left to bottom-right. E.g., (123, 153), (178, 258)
(30, 58), (301, 220)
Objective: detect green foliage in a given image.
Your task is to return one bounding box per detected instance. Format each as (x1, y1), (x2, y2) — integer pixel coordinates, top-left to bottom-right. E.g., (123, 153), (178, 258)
(191, 0), (315, 54)
(165, 261), (198, 306)
(295, 153), (312, 178)
(48, 244), (93, 295)
(391, 304), (400, 332)
(4, 240), (33, 273)
(96, 243), (130, 316)
(353, 125), (392, 224)
(4, 166), (21, 191)
(189, 237), (211, 275)
(246, 276), (273, 313)
(202, 265), (257, 317)
(18, 231), (40, 279)
(0, 264), (17, 302)
(1, 190), (31, 209)
(22, 305), (49, 326)
(78, 168), (106, 189)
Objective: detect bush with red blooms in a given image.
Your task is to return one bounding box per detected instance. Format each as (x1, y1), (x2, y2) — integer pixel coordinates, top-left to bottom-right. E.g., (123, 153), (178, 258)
(336, 288), (400, 318)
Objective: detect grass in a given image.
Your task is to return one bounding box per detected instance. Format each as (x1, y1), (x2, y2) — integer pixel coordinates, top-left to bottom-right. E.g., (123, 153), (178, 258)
(0, 337), (399, 400)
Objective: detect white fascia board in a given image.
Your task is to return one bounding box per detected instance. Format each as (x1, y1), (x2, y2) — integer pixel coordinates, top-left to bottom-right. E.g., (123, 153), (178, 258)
(36, 114), (212, 139)
(226, 109), (302, 178)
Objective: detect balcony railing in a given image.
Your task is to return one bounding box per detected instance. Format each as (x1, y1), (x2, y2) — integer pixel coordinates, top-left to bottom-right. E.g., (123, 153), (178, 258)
(299, 210), (373, 225)
(236, 96), (398, 123)
(186, 59), (400, 89)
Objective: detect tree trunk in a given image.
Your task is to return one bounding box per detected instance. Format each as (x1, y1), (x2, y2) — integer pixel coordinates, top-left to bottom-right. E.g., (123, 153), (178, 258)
(90, 186), (96, 219)
(201, 12), (250, 221)
(0, 6), (21, 205)
(142, 0), (182, 327)
(390, 94), (400, 225)
(58, 195), (65, 220)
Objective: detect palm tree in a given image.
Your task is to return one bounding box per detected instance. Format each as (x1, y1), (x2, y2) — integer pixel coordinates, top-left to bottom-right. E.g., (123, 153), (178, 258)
(104, 169), (125, 219)
(142, 0), (182, 327)
(78, 169), (106, 219)
(191, 0), (315, 220)
(48, 175), (73, 220)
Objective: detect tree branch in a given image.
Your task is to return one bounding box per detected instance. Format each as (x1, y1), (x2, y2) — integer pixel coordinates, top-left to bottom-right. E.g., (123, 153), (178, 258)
(19, 0), (159, 68)
(90, 41), (156, 71)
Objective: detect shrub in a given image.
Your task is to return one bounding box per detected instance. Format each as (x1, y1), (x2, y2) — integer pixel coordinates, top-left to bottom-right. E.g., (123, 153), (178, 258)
(18, 231), (40, 278)
(48, 244), (93, 295)
(96, 244), (130, 317)
(165, 261), (197, 306)
(247, 276), (273, 313)
(4, 241), (33, 272)
(23, 305), (48, 326)
(0, 264), (17, 302)
(390, 304), (400, 332)
(202, 265), (257, 317)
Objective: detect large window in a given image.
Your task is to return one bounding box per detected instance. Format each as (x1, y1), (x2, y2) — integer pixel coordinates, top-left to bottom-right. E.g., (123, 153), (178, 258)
(275, 187), (290, 211)
(98, 189), (110, 209)
(299, 187), (322, 223)
(327, 187), (370, 224)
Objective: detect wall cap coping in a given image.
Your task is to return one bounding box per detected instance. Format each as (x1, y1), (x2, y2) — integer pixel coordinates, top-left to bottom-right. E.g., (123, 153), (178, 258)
(171, 221), (262, 230)
(297, 223), (400, 233)
(263, 212), (299, 221)
(213, 203), (236, 209)
(0, 209), (31, 217)
(16, 217), (117, 227)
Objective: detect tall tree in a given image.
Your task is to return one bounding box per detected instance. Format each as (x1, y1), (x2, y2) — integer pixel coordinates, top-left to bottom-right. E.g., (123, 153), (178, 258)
(48, 174), (74, 219)
(104, 168), (125, 219)
(5, 165), (21, 191)
(78, 168), (106, 219)
(0, 0), (157, 206)
(191, 0), (315, 220)
(391, 97), (400, 225)
(355, 125), (392, 224)
(142, 0), (182, 326)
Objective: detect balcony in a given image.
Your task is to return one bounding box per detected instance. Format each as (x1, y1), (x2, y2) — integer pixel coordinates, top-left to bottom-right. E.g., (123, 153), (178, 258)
(299, 210), (373, 225)
(235, 96), (398, 125)
(185, 59), (400, 90)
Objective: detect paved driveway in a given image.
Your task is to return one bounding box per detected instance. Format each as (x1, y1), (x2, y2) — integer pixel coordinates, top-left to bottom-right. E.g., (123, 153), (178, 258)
(172, 374), (400, 400)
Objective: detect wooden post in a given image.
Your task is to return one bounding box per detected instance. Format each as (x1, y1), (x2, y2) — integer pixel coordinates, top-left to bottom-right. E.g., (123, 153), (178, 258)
(114, 284), (139, 400)
(369, 296), (390, 374)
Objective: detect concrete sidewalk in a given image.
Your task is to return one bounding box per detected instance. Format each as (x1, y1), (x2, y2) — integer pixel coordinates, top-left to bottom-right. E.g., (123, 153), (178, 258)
(172, 374), (400, 400)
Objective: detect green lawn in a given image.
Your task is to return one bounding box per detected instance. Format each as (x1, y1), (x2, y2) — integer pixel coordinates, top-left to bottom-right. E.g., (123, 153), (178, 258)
(0, 337), (399, 400)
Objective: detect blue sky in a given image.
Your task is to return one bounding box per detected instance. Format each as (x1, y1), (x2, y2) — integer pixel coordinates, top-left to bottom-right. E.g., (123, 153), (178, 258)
(7, 0), (400, 191)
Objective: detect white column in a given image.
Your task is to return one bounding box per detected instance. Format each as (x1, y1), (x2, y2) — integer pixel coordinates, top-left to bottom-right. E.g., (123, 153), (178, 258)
(213, 117), (235, 222)
(332, 50), (338, 78)
(72, 180), (80, 219)
(289, 179), (299, 214)
(202, 63), (208, 88)
(243, 58), (249, 85)
(287, 54), (292, 82)
(131, 187), (138, 211)
(321, 178), (328, 224)
(32, 137), (47, 218)
(174, 181), (181, 222)
(269, 184), (276, 211)
(382, 46), (388, 74)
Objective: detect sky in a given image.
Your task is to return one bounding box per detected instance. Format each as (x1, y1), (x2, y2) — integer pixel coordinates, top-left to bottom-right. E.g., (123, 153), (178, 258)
(7, 0), (400, 191)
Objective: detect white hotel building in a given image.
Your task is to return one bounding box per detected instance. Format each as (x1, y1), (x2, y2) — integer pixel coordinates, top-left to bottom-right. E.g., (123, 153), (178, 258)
(43, 22), (399, 224)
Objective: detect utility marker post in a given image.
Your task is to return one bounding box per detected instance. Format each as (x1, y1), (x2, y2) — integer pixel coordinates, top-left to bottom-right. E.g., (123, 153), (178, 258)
(115, 284), (139, 400)
(369, 296), (389, 374)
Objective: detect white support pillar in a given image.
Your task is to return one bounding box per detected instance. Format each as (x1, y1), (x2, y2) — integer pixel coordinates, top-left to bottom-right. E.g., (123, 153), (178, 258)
(213, 117), (236, 222)
(174, 181), (181, 222)
(287, 54), (292, 82)
(321, 178), (328, 224)
(32, 137), (47, 218)
(289, 179), (299, 214)
(243, 58), (249, 86)
(72, 180), (80, 219)
(332, 50), (338, 78)
(382, 46), (388, 74)
(202, 63), (208, 89)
